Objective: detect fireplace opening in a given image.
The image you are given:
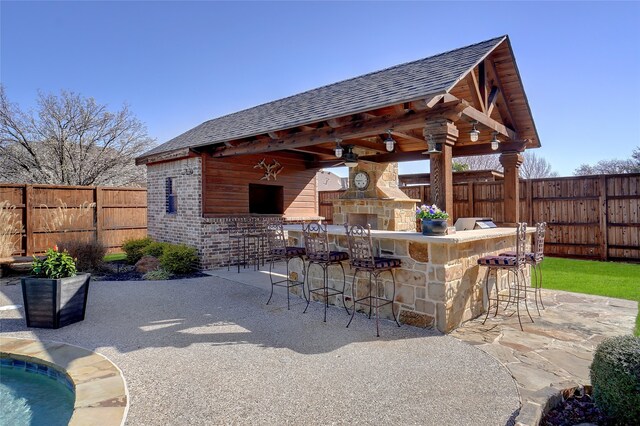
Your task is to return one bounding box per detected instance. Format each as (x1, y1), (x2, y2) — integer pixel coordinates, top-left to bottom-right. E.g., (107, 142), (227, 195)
(249, 184), (284, 215)
(348, 213), (378, 230)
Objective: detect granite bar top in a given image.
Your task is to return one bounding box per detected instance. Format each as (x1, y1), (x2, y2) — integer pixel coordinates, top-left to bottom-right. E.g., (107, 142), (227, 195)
(284, 224), (532, 245)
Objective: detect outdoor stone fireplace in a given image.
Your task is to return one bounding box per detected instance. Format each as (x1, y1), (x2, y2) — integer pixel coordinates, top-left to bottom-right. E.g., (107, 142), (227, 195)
(332, 162), (419, 231)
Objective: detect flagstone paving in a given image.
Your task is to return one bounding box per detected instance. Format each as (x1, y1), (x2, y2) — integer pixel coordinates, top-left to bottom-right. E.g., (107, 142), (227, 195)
(450, 290), (638, 426)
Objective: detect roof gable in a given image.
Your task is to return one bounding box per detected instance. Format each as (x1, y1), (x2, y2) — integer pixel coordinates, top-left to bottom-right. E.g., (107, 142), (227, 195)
(140, 36), (506, 159)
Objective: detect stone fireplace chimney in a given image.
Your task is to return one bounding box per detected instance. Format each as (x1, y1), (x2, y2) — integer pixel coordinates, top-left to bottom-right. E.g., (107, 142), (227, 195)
(332, 162), (419, 231)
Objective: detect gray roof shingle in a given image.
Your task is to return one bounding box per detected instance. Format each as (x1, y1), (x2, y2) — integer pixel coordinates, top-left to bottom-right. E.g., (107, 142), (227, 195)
(140, 36), (506, 159)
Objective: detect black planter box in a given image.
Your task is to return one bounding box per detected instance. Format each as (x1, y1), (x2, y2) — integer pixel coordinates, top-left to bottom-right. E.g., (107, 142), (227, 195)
(21, 273), (91, 329)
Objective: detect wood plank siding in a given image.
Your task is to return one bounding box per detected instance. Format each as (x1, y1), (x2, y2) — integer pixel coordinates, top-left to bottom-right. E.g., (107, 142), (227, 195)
(202, 152), (319, 217)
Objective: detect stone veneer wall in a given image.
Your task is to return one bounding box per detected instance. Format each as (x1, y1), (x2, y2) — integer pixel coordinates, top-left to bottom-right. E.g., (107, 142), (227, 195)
(332, 199), (417, 231)
(147, 158), (319, 269)
(286, 229), (529, 333)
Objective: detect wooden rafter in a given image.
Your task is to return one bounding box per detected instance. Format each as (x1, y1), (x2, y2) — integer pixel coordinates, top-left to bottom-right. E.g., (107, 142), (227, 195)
(459, 99), (518, 141)
(478, 61), (487, 110)
(487, 86), (499, 116)
(486, 59), (516, 130)
(210, 100), (456, 158)
(390, 130), (426, 145)
(465, 70), (485, 113)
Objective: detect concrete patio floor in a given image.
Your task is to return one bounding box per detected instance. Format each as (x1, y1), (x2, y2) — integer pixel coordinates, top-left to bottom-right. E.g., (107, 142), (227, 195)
(0, 273), (520, 426)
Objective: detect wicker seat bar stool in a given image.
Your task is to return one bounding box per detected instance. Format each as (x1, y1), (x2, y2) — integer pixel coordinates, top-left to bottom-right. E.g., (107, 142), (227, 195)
(499, 222), (547, 314)
(265, 222), (307, 310)
(477, 222), (533, 331)
(344, 224), (401, 337)
(301, 222), (350, 322)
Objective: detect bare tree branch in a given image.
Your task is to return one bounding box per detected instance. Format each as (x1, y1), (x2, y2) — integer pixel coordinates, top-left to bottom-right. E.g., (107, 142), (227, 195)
(0, 86), (155, 186)
(519, 151), (558, 179)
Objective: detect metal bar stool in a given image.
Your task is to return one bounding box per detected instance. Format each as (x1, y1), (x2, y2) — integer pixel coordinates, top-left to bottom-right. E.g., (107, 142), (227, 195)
(265, 222), (307, 310)
(499, 222), (547, 314)
(301, 221), (350, 322)
(343, 223), (401, 337)
(477, 222), (533, 331)
(227, 218), (260, 273)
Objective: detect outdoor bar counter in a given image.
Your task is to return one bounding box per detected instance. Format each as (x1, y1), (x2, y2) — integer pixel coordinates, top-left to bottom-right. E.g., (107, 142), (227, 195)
(285, 225), (532, 333)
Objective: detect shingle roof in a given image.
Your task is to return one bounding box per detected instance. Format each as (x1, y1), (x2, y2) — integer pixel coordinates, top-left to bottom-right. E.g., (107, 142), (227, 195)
(140, 36), (506, 159)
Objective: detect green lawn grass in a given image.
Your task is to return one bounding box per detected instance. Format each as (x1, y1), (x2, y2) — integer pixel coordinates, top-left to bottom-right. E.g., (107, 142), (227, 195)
(540, 257), (639, 336)
(104, 252), (126, 262)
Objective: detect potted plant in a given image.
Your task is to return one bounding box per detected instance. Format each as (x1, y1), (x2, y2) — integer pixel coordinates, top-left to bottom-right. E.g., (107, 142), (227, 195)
(21, 245), (91, 329)
(416, 204), (450, 235)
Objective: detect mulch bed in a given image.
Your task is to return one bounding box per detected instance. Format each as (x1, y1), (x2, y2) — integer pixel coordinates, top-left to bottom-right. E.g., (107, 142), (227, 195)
(541, 386), (614, 426)
(92, 261), (208, 281)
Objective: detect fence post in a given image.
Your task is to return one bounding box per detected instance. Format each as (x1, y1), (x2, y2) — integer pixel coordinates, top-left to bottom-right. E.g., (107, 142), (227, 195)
(24, 185), (33, 256)
(598, 175), (608, 261)
(526, 179), (533, 225)
(95, 187), (104, 243)
(467, 182), (474, 217)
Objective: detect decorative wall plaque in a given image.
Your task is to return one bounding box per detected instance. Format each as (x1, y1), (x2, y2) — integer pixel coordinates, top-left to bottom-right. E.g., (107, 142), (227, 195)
(253, 158), (284, 181)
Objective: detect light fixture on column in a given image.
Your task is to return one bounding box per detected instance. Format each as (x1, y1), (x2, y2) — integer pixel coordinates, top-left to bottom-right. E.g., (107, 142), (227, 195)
(334, 138), (343, 158)
(342, 145), (359, 168)
(469, 121), (480, 142)
(384, 130), (396, 152)
(490, 132), (500, 151)
(426, 134), (442, 154)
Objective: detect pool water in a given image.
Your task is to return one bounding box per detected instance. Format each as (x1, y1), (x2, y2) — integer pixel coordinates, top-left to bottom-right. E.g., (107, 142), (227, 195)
(0, 365), (74, 426)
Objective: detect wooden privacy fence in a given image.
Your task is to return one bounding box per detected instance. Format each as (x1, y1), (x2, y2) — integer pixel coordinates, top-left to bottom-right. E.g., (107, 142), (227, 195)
(0, 184), (147, 255)
(319, 173), (640, 262)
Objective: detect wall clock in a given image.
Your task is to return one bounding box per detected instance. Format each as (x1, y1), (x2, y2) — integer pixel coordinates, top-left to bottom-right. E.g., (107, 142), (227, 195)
(353, 171), (370, 190)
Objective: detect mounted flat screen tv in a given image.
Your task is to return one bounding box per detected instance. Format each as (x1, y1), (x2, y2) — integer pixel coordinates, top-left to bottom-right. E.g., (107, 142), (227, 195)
(249, 184), (284, 215)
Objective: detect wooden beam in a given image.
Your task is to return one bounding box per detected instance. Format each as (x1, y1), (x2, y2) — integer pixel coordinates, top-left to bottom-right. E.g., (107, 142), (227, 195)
(479, 61), (487, 110)
(348, 138), (386, 153)
(210, 103), (462, 158)
(487, 86), (499, 116)
(288, 145), (336, 156)
(390, 131), (426, 145)
(459, 100), (518, 140)
(359, 151), (429, 163)
(487, 60), (516, 130)
(452, 140), (527, 157)
(466, 70), (485, 113)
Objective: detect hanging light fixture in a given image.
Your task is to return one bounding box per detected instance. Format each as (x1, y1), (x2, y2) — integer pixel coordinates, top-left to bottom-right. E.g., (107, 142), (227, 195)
(384, 130), (396, 152)
(426, 134), (441, 154)
(334, 138), (343, 158)
(469, 121), (480, 142)
(490, 132), (500, 151)
(342, 145), (359, 168)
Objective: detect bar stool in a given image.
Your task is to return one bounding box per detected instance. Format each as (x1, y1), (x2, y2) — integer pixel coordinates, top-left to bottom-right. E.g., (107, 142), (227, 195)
(265, 222), (307, 310)
(499, 222), (547, 314)
(301, 221), (350, 322)
(227, 218), (260, 273)
(477, 222), (533, 331)
(343, 223), (402, 337)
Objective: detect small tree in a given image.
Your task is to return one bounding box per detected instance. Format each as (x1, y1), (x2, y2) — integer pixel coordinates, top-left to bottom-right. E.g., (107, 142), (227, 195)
(0, 86), (155, 186)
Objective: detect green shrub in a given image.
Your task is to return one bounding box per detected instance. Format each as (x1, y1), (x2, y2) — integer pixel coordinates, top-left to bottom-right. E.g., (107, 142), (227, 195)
(143, 241), (170, 258)
(58, 239), (107, 272)
(590, 335), (640, 424)
(122, 237), (153, 264)
(142, 268), (172, 280)
(32, 246), (77, 279)
(159, 244), (198, 274)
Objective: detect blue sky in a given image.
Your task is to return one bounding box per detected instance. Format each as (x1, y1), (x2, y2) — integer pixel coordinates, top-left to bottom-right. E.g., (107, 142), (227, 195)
(2, 1), (639, 178)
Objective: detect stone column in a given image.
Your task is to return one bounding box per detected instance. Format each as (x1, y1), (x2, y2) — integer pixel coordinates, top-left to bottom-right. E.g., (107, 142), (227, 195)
(499, 151), (524, 226)
(424, 119), (458, 224)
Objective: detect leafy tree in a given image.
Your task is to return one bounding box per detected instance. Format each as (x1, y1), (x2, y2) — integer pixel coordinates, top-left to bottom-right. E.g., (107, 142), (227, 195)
(0, 86), (154, 186)
(452, 162), (470, 172)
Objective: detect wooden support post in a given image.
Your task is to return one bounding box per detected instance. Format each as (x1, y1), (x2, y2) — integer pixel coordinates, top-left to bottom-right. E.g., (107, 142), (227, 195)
(424, 119), (458, 225)
(499, 151), (524, 226)
(467, 181), (475, 218)
(95, 187), (104, 244)
(24, 185), (33, 256)
(598, 175), (609, 261)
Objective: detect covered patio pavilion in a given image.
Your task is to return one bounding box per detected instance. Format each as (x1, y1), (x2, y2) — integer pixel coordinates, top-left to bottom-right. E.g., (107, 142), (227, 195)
(136, 35), (540, 332)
